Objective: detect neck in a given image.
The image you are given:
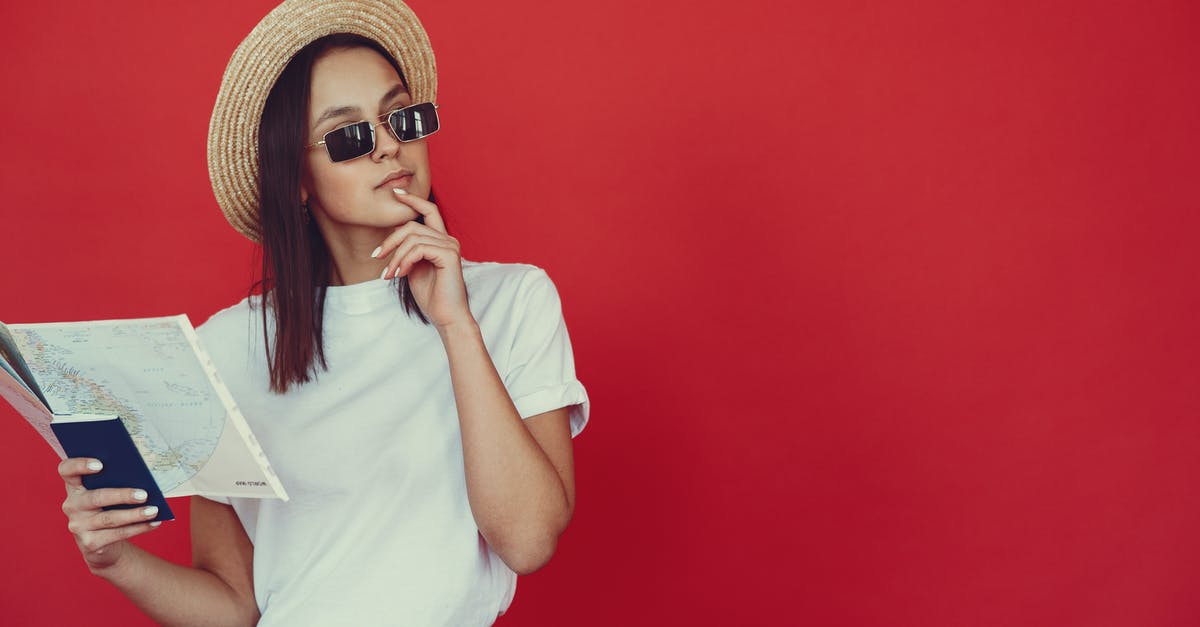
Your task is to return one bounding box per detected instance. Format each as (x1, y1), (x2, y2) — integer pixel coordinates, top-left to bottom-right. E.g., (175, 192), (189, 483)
(317, 223), (394, 287)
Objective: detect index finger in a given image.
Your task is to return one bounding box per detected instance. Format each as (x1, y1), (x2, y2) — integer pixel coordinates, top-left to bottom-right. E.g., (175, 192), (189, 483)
(58, 457), (103, 494)
(392, 188), (445, 234)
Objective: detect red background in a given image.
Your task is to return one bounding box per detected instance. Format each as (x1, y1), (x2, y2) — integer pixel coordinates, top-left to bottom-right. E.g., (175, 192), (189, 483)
(2, 1), (1198, 625)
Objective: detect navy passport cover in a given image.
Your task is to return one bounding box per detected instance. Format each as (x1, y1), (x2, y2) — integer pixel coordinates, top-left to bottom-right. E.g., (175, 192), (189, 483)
(50, 418), (174, 522)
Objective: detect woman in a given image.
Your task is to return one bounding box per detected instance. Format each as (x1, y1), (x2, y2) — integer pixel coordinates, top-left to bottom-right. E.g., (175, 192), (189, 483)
(54, 1), (590, 624)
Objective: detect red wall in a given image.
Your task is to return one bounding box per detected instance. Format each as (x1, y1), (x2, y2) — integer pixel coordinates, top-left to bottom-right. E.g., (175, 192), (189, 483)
(2, 1), (1198, 625)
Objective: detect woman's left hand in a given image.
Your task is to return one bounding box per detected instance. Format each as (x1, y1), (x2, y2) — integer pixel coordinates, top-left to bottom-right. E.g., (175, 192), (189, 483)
(373, 189), (473, 330)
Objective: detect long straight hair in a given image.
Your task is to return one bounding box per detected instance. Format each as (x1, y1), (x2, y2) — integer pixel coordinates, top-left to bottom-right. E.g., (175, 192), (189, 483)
(253, 33), (443, 393)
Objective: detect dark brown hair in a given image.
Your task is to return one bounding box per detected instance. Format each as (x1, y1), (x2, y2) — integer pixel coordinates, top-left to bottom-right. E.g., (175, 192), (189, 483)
(253, 33), (444, 393)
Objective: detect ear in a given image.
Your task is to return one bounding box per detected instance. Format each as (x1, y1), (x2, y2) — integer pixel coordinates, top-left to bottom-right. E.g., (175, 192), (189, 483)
(299, 166), (313, 205)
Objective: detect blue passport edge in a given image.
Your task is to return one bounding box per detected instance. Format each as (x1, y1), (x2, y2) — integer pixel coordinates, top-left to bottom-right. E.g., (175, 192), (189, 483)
(50, 418), (175, 522)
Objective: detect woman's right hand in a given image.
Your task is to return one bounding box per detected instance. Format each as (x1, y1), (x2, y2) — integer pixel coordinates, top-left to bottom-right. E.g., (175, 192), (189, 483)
(58, 457), (162, 573)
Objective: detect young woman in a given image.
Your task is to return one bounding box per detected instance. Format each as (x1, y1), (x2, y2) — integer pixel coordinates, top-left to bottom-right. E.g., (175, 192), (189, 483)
(54, 1), (590, 624)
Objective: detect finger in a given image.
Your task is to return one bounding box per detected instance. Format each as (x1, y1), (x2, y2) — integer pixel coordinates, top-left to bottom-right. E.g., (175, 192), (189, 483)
(385, 240), (459, 279)
(370, 221), (452, 261)
(392, 188), (446, 233)
(65, 487), (150, 515)
(391, 242), (461, 279)
(86, 504), (163, 531)
(383, 239), (458, 280)
(76, 521), (162, 555)
(59, 457), (104, 494)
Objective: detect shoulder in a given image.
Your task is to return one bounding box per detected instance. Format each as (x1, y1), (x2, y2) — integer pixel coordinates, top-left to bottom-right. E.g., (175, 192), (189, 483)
(462, 258), (548, 285)
(462, 258), (557, 302)
(461, 259), (566, 331)
(195, 295), (264, 359)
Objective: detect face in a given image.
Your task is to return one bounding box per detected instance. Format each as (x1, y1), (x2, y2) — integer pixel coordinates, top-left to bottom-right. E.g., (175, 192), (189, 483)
(301, 46), (430, 236)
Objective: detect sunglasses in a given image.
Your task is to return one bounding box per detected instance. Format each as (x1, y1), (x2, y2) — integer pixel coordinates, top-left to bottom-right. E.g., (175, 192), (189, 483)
(305, 102), (441, 163)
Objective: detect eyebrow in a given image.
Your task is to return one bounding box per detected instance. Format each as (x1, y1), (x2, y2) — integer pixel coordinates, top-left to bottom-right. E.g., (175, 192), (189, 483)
(313, 84), (410, 128)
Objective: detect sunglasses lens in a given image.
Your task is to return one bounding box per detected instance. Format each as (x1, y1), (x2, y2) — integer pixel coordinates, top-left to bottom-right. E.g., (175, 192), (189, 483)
(389, 103), (440, 141)
(324, 121), (375, 162)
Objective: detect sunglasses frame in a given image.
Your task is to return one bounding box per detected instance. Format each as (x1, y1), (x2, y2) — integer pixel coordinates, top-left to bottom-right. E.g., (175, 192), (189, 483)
(305, 102), (441, 162)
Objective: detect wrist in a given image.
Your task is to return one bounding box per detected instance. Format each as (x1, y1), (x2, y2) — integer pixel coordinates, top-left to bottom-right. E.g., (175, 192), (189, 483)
(88, 543), (135, 582)
(436, 318), (480, 341)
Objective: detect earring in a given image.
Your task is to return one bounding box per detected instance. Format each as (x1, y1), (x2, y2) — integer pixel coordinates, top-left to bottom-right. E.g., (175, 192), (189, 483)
(302, 199), (311, 223)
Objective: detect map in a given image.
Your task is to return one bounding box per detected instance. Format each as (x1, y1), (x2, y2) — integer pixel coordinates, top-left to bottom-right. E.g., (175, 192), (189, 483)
(4, 315), (286, 500)
(11, 318), (224, 493)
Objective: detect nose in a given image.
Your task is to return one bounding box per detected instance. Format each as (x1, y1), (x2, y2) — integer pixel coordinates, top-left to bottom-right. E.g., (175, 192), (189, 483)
(371, 118), (402, 161)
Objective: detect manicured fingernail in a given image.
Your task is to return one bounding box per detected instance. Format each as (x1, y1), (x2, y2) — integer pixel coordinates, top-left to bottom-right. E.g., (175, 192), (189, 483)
(86, 460), (103, 471)
(142, 506), (159, 517)
(381, 267), (390, 280)
(150, 521), (162, 527)
(393, 188), (407, 195)
(132, 489), (148, 501)
(370, 246), (382, 258)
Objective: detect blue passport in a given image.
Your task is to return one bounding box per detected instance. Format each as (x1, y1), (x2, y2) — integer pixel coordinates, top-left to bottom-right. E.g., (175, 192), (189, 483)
(50, 415), (174, 522)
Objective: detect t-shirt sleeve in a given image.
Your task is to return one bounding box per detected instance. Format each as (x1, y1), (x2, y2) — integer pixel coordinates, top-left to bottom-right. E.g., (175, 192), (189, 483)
(198, 494), (231, 505)
(502, 268), (590, 438)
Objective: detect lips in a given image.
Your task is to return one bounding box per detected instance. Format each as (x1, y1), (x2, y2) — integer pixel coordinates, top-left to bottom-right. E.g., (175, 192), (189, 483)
(377, 170), (413, 189)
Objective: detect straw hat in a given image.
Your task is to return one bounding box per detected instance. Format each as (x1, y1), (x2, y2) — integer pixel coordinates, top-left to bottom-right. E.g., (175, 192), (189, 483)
(207, 0), (438, 243)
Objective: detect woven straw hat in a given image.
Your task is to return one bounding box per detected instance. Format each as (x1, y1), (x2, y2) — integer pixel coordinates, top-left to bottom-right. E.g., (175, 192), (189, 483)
(207, 0), (438, 243)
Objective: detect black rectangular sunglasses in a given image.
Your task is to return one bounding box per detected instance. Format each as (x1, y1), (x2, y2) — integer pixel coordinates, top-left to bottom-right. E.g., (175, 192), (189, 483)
(307, 102), (440, 162)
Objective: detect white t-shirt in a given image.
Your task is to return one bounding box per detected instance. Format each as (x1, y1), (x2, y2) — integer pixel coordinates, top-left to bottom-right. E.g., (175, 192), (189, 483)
(195, 259), (589, 626)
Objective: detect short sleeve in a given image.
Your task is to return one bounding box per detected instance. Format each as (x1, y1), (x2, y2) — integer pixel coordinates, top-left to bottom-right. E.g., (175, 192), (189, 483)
(503, 268), (590, 438)
(199, 494), (232, 505)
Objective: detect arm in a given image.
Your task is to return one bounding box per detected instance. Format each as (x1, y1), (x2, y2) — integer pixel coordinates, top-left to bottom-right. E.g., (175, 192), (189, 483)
(370, 195), (578, 574)
(91, 497), (259, 626)
(59, 458), (258, 626)
(438, 321), (576, 575)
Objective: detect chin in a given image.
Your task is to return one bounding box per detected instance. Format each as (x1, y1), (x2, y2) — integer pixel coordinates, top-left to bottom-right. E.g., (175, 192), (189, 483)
(409, 181), (430, 200)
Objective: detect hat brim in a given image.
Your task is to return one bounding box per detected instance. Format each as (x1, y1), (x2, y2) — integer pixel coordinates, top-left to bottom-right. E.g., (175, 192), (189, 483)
(207, 0), (437, 243)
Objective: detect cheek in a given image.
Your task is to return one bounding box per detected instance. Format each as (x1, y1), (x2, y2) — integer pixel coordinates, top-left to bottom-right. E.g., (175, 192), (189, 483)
(407, 144), (432, 189)
(308, 160), (369, 214)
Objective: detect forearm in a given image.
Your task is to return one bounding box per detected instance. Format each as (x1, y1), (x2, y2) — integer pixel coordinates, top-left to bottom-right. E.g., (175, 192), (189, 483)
(94, 542), (257, 627)
(438, 320), (570, 573)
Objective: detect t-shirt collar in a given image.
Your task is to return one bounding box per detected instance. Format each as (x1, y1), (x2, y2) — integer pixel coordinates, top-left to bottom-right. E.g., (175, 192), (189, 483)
(324, 278), (397, 315)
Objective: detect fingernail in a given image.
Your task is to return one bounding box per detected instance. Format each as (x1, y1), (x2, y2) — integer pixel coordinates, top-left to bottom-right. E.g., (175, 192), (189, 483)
(150, 521), (162, 527)
(380, 267), (390, 280)
(132, 489), (148, 502)
(86, 460), (103, 471)
(142, 506), (159, 517)
(370, 246), (382, 258)
(393, 188), (407, 195)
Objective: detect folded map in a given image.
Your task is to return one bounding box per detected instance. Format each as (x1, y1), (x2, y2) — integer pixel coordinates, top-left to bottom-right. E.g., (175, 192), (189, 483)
(0, 315), (288, 501)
